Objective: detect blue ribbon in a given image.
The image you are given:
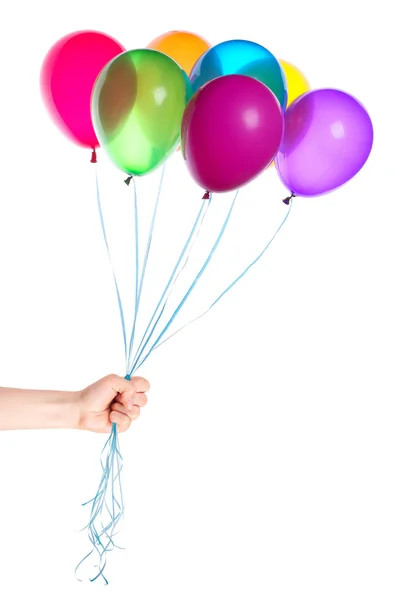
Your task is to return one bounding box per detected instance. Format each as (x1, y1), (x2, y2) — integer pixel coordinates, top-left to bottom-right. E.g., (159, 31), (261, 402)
(79, 167), (292, 584)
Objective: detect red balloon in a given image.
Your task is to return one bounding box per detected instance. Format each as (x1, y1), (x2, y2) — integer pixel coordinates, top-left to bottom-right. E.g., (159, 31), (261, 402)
(40, 30), (125, 149)
(181, 74), (284, 193)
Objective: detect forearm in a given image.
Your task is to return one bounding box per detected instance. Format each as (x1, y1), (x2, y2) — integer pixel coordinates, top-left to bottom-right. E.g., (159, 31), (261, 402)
(0, 387), (79, 431)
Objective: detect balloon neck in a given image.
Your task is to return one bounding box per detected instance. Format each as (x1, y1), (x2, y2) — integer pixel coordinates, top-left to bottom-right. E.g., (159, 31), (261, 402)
(124, 175), (133, 186)
(283, 193), (295, 205)
(202, 191), (211, 200)
(90, 149), (97, 164)
(124, 374), (131, 381)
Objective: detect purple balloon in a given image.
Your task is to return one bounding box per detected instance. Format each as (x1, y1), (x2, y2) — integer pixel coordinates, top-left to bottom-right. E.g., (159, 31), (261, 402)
(181, 74), (284, 193)
(275, 89), (373, 197)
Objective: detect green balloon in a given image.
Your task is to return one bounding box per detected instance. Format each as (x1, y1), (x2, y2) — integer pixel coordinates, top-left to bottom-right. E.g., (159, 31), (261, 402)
(91, 49), (193, 176)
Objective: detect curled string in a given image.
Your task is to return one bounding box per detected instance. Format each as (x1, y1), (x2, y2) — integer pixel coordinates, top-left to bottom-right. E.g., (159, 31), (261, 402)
(78, 188), (215, 584)
(128, 195), (212, 375)
(130, 191), (239, 375)
(152, 200), (293, 352)
(79, 171), (211, 584)
(75, 419), (125, 585)
(77, 168), (132, 585)
(81, 173), (287, 584)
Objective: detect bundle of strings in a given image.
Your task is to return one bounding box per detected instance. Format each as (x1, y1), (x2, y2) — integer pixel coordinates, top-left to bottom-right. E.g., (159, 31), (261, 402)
(75, 419), (124, 584)
(76, 163), (293, 584)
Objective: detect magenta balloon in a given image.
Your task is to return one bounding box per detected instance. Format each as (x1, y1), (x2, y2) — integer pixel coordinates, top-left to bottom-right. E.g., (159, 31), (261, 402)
(275, 88), (373, 197)
(40, 30), (125, 149)
(181, 74), (284, 193)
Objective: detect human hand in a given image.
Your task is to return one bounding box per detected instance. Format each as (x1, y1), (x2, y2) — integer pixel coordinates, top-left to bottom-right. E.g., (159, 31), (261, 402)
(76, 374), (149, 433)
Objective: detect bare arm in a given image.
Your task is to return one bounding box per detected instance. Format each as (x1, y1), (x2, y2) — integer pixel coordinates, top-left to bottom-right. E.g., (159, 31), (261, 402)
(0, 387), (78, 430)
(0, 375), (149, 433)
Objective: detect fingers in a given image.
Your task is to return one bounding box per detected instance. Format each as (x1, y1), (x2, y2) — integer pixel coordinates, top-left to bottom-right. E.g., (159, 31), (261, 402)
(105, 374), (150, 411)
(110, 410), (132, 433)
(118, 391), (148, 413)
(111, 400), (141, 421)
(106, 374), (150, 394)
(131, 377), (150, 393)
(132, 392), (148, 408)
(110, 395), (145, 432)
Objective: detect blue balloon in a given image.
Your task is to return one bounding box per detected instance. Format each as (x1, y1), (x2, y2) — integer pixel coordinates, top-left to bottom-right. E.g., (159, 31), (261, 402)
(190, 39), (288, 109)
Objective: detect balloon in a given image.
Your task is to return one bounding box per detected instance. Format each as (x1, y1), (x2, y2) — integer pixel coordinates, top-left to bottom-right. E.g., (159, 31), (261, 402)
(40, 30), (125, 149)
(91, 49), (192, 176)
(96, 51), (138, 142)
(190, 39), (287, 109)
(279, 59), (310, 107)
(147, 30), (211, 76)
(275, 89), (373, 197)
(265, 60), (311, 171)
(181, 74), (284, 193)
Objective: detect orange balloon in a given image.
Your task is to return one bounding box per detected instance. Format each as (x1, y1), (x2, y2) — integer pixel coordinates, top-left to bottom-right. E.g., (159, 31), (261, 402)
(148, 31), (211, 153)
(147, 30), (211, 76)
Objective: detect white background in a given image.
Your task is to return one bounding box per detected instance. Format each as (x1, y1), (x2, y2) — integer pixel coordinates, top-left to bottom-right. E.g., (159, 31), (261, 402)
(0, 0), (398, 598)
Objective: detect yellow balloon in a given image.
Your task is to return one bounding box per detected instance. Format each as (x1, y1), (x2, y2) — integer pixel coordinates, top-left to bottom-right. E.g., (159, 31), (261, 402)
(279, 59), (311, 107)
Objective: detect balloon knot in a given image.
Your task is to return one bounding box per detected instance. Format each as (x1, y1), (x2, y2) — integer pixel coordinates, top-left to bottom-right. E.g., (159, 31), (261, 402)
(90, 149), (97, 164)
(283, 193), (295, 205)
(124, 374), (131, 381)
(124, 176), (133, 186)
(202, 191), (211, 200)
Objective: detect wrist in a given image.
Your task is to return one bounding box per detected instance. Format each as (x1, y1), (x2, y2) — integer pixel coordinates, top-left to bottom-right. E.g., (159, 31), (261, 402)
(73, 390), (88, 431)
(39, 390), (81, 430)
(59, 391), (81, 429)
